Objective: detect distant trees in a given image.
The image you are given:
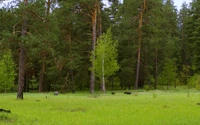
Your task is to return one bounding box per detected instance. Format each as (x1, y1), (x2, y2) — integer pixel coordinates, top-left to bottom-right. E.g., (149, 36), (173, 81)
(0, 50), (16, 93)
(1, 0), (200, 94)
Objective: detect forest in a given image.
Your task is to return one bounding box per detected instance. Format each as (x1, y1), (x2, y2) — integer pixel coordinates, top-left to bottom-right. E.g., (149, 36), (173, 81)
(0, 0), (199, 98)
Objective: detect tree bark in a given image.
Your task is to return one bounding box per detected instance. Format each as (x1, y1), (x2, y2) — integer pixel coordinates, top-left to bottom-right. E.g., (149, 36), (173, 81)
(135, 0), (146, 89)
(17, 0), (28, 99)
(98, 0), (105, 93)
(102, 52), (106, 94)
(39, 0), (51, 92)
(46, 0), (51, 16)
(39, 52), (45, 92)
(90, 1), (97, 94)
(98, 0), (102, 37)
(154, 48), (158, 90)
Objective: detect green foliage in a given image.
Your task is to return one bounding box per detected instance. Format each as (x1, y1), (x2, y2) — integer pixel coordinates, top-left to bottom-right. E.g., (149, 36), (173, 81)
(29, 75), (38, 91)
(187, 74), (200, 90)
(158, 58), (177, 88)
(90, 28), (119, 80)
(185, 0), (200, 72)
(180, 64), (191, 85)
(1, 0), (200, 92)
(0, 50), (16, 93)
(143, 85), (151, 91)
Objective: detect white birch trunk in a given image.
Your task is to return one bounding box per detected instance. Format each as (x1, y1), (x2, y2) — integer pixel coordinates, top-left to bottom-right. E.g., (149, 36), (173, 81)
(102, 52), (106, 94)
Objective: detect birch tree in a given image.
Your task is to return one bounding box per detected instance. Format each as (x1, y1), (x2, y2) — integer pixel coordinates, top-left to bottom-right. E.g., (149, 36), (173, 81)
(90, 28), (119, 94)
(0, 50), (16, 93)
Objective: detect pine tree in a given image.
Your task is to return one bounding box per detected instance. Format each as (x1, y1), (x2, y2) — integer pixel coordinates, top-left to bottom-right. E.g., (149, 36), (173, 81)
(17, 0), (28, 99)
(185, 0), (200, 72)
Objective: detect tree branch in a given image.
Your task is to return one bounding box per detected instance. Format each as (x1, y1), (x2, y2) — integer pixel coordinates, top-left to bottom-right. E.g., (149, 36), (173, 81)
(27, 25), (41, 36)
(13, 20), (22, 34)
(26, 10), (46, 22)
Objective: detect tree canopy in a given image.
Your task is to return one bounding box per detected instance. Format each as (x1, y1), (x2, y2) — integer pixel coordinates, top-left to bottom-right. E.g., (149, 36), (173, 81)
(0, 0), (199, 96)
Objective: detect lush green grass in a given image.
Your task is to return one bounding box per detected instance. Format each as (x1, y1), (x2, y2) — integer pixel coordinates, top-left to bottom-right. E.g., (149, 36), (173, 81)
(0, 89), (200, 125)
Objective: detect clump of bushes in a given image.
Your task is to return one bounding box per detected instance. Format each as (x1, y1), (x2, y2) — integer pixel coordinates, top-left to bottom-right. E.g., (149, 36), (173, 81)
(187, 74), (200, 90)
(143, 85), (151, 91)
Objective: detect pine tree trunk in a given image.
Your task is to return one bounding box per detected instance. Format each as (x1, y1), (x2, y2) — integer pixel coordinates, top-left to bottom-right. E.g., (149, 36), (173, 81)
(71, 69), (75, 93)
(17, 0), (27, 99)
(135, 48), (141, 89)
(38, 0), (51, 92)
(69, 34), (75, 93)
(46, 0), (50, 16)
(98, 0), (102, 37)
(90, 2), (97, 94)
(39, 53), (45, 92)
(154, 49), (158, 89)
(135, 0), (146, 89)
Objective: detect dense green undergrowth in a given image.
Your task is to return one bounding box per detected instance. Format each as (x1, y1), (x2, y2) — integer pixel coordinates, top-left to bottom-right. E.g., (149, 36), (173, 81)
(0, 89), (200, 125)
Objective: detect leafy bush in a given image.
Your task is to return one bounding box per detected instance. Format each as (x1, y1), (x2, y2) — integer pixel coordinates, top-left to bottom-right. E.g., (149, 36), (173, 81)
(29, 75), (38, 91)
(0, 50), (16, 93)
(195, 85), (200, 91)
(187, 74), (200, 90)
(157, 58), (177, 89)
(143, 85), (151, 91)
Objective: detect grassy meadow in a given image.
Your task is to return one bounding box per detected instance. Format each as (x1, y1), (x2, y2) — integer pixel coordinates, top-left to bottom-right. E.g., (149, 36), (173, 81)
(1, 88), (200, 125)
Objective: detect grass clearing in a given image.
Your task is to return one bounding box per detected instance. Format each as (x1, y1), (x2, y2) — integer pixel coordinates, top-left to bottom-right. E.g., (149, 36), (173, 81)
(0, 89), (200, 125)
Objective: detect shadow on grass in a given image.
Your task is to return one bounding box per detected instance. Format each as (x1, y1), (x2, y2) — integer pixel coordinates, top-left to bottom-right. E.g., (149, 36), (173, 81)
(56, 107), (87, 113)
(0, 113), (15, 123)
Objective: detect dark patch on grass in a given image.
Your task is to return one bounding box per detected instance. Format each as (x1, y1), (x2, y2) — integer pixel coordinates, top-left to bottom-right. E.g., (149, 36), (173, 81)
(163, 105), (169, 109)
(0, 113), (15, 123)
(0, 114), (9, 120)
(124, 92), (132, 94)
(0, 109), (11, 113)
(57, 108), (86, 113)
(196, 103), (200, 105)
(31, 118), (38, 124)
(70, 108), (86, 112)
(45, 96), (49, 98)
(88, 95), (99, 98)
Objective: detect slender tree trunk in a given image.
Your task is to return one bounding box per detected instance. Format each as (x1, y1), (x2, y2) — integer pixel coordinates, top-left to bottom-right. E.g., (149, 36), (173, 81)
(174, 79), (176, 88)
(98, 0), (104, 92)
(98, 0), (102, 36)
(135, 0), (146, 89)
(68, 33), (75, 93)
(154, 49), (158, 89)
(39, 53), (45, 92)
(102, 52), (106, 94)
(167, 82), (169, 90)
(111, 78), (114, 90)
(90, 2), (97, 94)
(17, 0), (28, 99)
(71, 69), (75, 93)
(46, 0), (51, 16)
(39, 0), (51, 92)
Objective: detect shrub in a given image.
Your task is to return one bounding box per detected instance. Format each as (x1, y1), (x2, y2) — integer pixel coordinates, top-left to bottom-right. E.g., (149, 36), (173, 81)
(143, 85), (151, 91)
(187, 74), (200, 90)
(196, 85), (200, 91)
(0, 50), (16, 93)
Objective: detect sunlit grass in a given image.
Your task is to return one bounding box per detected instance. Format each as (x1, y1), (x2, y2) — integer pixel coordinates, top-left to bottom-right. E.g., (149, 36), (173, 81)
(0, 89), (200, 125)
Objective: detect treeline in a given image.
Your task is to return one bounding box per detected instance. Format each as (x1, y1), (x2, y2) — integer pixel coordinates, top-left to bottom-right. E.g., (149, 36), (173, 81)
(0, 0), (200, 95)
